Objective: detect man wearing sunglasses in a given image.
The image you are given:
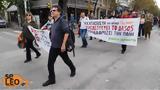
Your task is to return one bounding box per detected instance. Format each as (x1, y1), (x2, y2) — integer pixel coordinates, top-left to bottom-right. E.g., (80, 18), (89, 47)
(42, 5), (76, 87)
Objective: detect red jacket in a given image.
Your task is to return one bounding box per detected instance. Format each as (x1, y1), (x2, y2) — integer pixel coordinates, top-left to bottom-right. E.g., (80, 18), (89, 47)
(121, 15), (132, 18)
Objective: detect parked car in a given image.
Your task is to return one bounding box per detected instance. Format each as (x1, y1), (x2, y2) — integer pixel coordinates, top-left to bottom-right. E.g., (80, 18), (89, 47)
(0, 17), (7, 28)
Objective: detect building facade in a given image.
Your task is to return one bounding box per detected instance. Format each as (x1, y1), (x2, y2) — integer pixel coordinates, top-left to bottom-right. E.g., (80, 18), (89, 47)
(30, 0), (106, 26)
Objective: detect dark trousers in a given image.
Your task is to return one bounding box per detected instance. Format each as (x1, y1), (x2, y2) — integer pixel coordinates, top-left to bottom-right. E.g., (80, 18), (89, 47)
(144, 21), (152, 39)
(89, 36), (92, 40)
(26, 38), (40, 60)
(48, 47), (76, 81)
(121, 44), (127, 52)
(138, 24), (144, 37)
(80, 29), (88, 46)
(145, 32), (151, 39)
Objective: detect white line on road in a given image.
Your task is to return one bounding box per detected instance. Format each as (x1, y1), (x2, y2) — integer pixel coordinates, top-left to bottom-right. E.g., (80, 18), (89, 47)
(13, 31), (22, 33)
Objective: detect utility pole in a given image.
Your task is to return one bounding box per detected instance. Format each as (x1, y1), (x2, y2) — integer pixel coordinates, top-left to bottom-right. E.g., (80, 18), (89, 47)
(24, 0), (27, 13)
(75, 0), (77, 23)
(93, 0), (98, 15)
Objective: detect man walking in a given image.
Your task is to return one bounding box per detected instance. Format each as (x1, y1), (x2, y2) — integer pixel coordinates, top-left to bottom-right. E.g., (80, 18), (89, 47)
(42, 5), (76, 87)
(79, 12), (89, 48)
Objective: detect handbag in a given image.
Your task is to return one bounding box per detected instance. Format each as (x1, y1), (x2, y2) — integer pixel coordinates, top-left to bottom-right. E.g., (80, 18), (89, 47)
(17, 32), (26, 49)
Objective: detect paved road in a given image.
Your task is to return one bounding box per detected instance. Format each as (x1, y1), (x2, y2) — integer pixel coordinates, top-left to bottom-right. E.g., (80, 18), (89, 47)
(0, 27), (160, 89)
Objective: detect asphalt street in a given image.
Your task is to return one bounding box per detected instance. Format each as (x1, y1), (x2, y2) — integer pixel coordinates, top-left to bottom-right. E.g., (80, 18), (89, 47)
(0, 27), (160, 90)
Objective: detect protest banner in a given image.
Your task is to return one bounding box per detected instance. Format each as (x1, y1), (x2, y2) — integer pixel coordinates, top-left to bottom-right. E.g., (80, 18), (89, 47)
(83, 18), (140, 46)
(28, 26), (51, 52)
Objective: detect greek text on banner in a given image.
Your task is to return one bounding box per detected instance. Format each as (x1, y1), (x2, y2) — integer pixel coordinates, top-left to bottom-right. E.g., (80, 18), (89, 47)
(83, 18), (140, 46)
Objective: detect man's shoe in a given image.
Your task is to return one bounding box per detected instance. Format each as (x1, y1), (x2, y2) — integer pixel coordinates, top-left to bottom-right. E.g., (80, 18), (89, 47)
(81, 45), (87, 48)
(121, 50), (125, 54)
(89, 37), (92, 40)
(80, 45), (85, 48)
(99, 40), (103, 42)
(83, 46), (87, 48)
(24, 60), (31, 63)
(42, 80), (56, 87)
(70, 71), (76, 77)
(35, 53), (41, 59)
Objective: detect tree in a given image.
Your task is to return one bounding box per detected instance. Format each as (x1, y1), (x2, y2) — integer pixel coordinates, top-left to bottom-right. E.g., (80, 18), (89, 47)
(87, 0), (93, 13)
(0, 0), (25, 25)
(130, 0), (160, 16)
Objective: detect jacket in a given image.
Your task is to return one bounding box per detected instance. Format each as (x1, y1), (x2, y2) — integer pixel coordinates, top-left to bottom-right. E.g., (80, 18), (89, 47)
(22, 21), (38, 40)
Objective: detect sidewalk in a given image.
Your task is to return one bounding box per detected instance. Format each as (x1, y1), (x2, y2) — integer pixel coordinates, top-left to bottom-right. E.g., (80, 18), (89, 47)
(9, 22), (22, 31)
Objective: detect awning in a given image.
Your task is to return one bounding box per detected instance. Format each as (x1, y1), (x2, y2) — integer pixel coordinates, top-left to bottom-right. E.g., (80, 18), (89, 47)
(7, 5), (17, 12)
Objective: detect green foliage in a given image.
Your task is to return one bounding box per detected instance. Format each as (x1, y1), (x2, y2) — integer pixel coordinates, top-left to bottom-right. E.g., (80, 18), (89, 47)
(0, 0), (24, 10)
(131, 0), (160, 16)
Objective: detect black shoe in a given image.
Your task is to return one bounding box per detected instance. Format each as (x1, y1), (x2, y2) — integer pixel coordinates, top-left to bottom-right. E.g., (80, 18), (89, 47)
(42, 80), (56, 87)
(35, 53), (41, 59)
(81, 45), (87, 48)
(70, 71), (76, 77)
(24, 60), (31, 63)
(121, 50), (125, 54)
(84, 46), (87, 48)
(80, 45), (85, 48)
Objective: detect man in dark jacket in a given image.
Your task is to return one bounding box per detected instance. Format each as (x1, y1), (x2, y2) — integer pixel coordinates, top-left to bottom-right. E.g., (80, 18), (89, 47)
(42, 5), (76, 87)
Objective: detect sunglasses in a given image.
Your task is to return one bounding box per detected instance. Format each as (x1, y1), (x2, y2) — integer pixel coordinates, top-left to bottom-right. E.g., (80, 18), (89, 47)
(26, 14), (31, 16)
(50, 9), (57, 12)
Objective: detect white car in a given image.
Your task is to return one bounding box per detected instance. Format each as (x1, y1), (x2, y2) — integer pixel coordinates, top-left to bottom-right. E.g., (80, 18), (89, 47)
(0, 17), (7, 28)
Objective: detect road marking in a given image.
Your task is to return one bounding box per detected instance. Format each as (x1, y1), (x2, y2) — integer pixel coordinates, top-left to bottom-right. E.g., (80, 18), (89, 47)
(13, 31), (22, 34)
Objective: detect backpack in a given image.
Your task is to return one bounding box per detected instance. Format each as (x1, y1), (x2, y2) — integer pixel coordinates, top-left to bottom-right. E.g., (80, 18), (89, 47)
(17, 32), (26, 49)
(60, 16), (76, 57)
(66, 25), (75, 57)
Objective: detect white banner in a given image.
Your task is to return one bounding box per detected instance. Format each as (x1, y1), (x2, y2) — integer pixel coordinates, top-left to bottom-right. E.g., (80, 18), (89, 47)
(83, 18), (140, 46)
(28, 26), (51, 52)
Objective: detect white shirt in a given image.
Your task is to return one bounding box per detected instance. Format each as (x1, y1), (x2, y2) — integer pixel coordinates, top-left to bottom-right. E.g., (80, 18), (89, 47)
(80, 16), (89, 29)
(140, 18), (145, 24)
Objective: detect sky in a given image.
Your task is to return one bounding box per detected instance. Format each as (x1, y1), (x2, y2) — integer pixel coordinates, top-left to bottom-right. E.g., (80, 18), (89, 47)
(155, 0), (160, 8)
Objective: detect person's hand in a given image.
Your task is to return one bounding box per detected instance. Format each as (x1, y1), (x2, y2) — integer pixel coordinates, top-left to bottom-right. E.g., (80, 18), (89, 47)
(61, 44), (66, 52)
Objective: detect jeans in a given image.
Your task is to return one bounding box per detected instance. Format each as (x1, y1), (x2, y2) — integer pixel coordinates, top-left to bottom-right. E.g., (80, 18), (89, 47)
(80, 29), (88, 46)
(138, 24), (144, 37)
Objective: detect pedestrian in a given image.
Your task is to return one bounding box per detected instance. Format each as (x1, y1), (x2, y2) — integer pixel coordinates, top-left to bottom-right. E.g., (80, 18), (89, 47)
(22, 12), (41, 63)
(144, 13), (152, 40)
(138, 14), (145, 38)
(41, 15), (53, 30)
(153, 16), (158, 26)
(79, 12), (89, 48)
(108, 11), (117, 19)
(158, 16), (160, 27)
(88, 11), (96, 40)
(131, 11), (138, 18)
(70, 13), (75, 30)
(120, 9), (132, 54)
(42, 5), (76, 87)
